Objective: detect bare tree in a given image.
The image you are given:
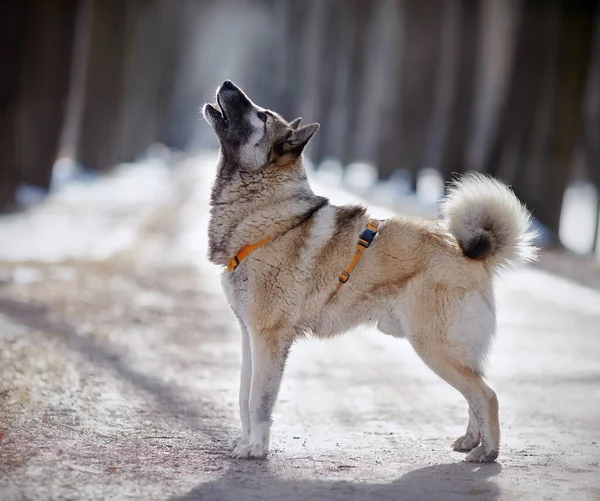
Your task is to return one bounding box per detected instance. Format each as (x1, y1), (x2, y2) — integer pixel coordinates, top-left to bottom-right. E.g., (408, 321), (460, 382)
(340, 0), (375, 167)
(482, 0), (597, 241)
(367, 0), (403, 179)
(381, 0), (445, 186)
(583, 9), (600, 252)
(0, 2), (26, 209)
(117, 0), (158, 162)
(432, 0), (479, 185)
(76, 0), (129, 171)
(17, 0), (77, 188)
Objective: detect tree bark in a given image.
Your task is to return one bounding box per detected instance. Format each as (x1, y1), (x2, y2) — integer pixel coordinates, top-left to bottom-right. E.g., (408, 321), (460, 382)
(340, 0), (375, 167)
(76, 0), (128, 172)
(532, 1), (597, 240)
(155, 0), (207, 151)
(118, 0), (163, 162)
(307, 0), (345, 165)
(0, 2), (26, 209)
(370, 0), (403, 180)
(482, 1), (596, 241)
(394, 0), (444, 186)
(434, 0), (479, 184)
(17, 0), (77, 188)
(583, 9), (600, 252)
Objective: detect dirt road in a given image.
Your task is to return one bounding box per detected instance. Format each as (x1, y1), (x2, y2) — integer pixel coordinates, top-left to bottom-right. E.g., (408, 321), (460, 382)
(1, 155), (599, 500)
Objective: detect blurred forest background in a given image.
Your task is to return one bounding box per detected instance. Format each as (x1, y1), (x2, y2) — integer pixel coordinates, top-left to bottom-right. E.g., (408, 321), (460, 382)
(1, 0), (600, 256)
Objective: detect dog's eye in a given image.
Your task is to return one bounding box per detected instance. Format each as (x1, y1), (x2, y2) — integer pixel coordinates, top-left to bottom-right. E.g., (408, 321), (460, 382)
(257, 112), (268, 123)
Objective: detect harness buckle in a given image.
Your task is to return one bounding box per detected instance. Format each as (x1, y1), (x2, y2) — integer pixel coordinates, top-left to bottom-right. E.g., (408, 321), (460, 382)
(358, 228), (377, 247)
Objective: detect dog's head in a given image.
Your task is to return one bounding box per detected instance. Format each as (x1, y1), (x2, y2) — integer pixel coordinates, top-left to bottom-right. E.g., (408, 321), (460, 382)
(203, 81), (319, 170)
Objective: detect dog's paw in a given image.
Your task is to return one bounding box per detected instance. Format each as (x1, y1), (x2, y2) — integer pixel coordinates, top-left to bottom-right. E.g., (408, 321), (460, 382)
(452, 434), (480, 452)
(229, 435), (249, 451)
(465, 445), (498, 463)
(231, 441), (269, 460)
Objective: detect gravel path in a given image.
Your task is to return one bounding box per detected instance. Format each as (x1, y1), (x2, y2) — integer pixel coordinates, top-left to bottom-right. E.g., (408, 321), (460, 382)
(1, 155), (599, 500)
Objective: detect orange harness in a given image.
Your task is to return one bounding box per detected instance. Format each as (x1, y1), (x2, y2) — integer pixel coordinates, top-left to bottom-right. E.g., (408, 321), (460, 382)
(227, 219), (381, 295)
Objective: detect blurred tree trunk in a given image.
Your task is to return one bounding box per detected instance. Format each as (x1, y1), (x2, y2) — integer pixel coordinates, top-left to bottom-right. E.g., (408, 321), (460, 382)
(118, 0), (163, 162)
(385, 0), (444, 186)
(467, 0), (518, 174)
(308, 0), (345, 165)
(433, 0), (479, 185)
(340, 0), (374, 167)
(583, 10), (600, 253)
(373, 0), (448, 184)
(537, 1), (597, 241)
(278, 0), (309, 121)
(155, 0), (206, 151)
(155, 1), (189, 150)
(316, 0), (362, 164)
(76, 0), (128, 172)
(17, 0), (78, 188)
(371, 0), (403, 180)
(502, 2), (562, 198)
(297, 0), (328, 163)
(483, 1), (597, 241)
(0, 2), (26, 210)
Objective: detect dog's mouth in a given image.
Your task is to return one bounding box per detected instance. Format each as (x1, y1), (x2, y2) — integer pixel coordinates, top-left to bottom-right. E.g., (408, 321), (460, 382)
(203, 92), (230, 129)
(216, 93), (229, 126)
(205, 97), (229, 128)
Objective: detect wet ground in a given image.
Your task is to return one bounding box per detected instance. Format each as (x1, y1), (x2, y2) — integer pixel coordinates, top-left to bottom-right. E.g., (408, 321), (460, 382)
(1, 155), (599, 500)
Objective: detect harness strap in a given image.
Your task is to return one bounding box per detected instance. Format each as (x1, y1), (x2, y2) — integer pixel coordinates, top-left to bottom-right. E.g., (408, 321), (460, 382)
(227, 219), (382, 295)
(334, 218), (381, 294)
(227, 237), (272, 272)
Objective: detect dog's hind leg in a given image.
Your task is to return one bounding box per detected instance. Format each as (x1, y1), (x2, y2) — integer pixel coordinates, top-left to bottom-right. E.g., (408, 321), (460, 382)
(232, 328), (293, 459)
(230, 320), (252, 451)
(410, 339), (499, 462)
(452, 406), (481, 452)
(406, 288), (499, 462)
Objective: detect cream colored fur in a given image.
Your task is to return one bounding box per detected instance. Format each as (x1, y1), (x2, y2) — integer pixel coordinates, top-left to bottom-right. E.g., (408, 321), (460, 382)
(212, 162), (536, 463)
(203, 82), (537, 463)
(440, 172), (538, 273)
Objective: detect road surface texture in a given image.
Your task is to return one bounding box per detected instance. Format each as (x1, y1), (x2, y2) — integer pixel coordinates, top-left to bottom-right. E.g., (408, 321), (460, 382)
(1, 154), (599, 500)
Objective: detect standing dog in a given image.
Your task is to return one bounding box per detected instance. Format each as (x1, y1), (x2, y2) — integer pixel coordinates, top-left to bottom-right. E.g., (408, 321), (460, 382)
(203, 80), (537, 462)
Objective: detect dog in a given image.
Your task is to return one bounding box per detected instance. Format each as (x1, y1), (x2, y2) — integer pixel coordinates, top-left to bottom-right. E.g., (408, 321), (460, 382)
(202, 80), (537, 462)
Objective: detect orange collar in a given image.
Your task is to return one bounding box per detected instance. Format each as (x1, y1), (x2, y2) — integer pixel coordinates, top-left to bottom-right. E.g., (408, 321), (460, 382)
(227, 238), (272, 272)
(227, 219), (382, 297)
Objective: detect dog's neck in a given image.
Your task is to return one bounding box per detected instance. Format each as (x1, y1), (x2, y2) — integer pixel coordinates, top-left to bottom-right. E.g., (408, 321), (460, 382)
(208, 152), (328, 266)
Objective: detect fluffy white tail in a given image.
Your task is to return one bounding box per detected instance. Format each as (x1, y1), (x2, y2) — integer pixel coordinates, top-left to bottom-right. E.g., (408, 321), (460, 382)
(440, 172), (538, 273)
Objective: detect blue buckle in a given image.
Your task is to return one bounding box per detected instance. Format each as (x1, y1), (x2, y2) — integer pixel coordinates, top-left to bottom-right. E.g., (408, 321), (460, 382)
(358, 228), (377, 248)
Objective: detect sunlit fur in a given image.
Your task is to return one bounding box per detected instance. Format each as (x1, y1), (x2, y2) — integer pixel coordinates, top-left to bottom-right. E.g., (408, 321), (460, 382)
(203, 81), (538, 463)
(440, 172), (538, 273)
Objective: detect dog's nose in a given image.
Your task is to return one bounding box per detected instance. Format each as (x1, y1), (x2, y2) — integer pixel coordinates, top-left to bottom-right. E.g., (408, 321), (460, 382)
(222, 80), (235, 90)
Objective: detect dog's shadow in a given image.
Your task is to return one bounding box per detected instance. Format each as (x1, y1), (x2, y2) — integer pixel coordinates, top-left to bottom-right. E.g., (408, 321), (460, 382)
(172, 459), (503, 501)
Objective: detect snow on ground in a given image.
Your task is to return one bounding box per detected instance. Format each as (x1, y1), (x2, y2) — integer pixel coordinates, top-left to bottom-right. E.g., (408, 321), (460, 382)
(0, 159), (175, 263)
(0, 152), (599, 500)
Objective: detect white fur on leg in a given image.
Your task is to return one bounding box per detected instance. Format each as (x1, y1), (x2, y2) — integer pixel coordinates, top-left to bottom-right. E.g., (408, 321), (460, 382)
(466, 444), (499, 463)
(452, 407), (481, 452)
(238, 323), (252, 442)
(231, 330), (291, 460)
(232, 421), (270, 459)
(464, 384), (499, 462)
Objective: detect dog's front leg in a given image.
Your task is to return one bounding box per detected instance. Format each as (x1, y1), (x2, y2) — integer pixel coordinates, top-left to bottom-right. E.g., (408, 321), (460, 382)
(230, 321), (252, 451)
(232, 329), (292, 459)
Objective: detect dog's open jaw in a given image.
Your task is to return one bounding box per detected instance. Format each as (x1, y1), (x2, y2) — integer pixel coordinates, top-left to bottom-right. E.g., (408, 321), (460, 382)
(201, 80), (319, 172)
(203, 99), (228, 129)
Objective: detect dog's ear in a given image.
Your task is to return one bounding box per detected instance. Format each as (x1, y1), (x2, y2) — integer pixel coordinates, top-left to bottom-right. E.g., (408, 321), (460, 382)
(276, 123), (319, 157)
(289, 117), (302, 129)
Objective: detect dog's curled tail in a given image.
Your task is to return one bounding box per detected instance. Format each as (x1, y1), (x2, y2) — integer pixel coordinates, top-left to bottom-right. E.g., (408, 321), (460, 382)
(440, 172), (538, 273)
